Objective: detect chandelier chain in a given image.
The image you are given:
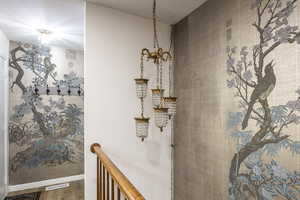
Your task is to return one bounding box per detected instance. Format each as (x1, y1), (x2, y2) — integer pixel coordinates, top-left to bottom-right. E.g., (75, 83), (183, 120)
(169, 26), (175, 97)
(141, 97), (144, 118)
(156, 61), (160, 89)
(153, 0), (159, 49)
(160, 60), (163, 91)
(140, 54), (144, 78)
(159, 60), (163, 106)
(134, 0), (177, 140)
(169, 58), (172, 96)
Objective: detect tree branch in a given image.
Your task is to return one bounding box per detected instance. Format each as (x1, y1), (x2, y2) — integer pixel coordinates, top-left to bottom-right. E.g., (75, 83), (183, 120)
(230, 68), (256, 88)
(10, 47), (27, 93)
(9, 45), (51, 137)
(274, 97), (300, 137)
(263, 0), (281, 29)
(260, 135), (290, 145)
(263, 31), (300, 59)
(235, 84), (264, 121)
(228, 52), (256, 88)
(261, 0), (273, 16)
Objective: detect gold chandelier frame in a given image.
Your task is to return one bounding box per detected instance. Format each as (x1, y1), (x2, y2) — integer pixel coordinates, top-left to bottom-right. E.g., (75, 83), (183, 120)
(134, 0), (177, 141)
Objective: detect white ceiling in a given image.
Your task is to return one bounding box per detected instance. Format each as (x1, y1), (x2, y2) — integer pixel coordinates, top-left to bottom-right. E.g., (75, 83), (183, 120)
(0, 0), (207, 49)
(88, 0), (208, 24)
(0, 0), (84, 50)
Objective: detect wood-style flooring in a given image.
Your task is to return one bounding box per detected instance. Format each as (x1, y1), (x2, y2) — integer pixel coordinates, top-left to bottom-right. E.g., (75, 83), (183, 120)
(7, 180), (84, 200)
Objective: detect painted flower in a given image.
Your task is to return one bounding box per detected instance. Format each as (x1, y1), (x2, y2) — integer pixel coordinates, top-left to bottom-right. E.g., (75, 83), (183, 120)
(252, 165), (262, 176)
(243, 70), (253, 81)
(271, 161), (288, 180)
(227, 79), (235, 88)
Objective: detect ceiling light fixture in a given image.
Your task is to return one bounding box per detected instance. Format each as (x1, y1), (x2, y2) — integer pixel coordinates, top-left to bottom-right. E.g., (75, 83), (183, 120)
(37, 29), (53, 45)
(134, 0), (177, 142)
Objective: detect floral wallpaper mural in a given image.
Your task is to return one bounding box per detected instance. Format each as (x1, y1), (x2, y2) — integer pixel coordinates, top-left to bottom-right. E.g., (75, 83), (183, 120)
(9, 42), (84, 185)
(226, 0), (300, 199)
(173, 0), (300, 199)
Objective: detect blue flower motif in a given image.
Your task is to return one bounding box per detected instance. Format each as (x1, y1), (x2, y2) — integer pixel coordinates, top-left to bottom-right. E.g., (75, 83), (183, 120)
(227, 79), (236, 89)
(227, 112), (243, 128)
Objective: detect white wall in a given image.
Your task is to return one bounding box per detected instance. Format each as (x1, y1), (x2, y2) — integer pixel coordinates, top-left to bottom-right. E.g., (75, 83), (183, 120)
(0, 29), (9, 200)
(0, 30), (8, 58)
(85, 3), (172, 200)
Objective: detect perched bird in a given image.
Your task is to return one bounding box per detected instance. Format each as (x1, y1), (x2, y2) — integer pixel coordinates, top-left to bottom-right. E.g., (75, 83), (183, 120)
(242, 61), (276, 129)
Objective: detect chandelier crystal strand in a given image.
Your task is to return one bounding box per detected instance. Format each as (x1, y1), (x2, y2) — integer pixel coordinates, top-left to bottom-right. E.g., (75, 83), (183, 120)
(135, 117), (149, 142)
(135, 54), (148, 99)
(157, 60), (160, 89)
(152, 61), (162, 107)
(164, 27), (177, 119)
(141, 97), (144, 117)
(170, 27), (176, 96)
(141, 53), (144, 79)
(134, 50), (149, 142)
(152, 88), (164, 107)
(160, 59), (163, 106)
(136, 96), (149, 141)
(154, 107), (169, 132)
(154, 54), (169, 132)
(169, 31), (173, 96)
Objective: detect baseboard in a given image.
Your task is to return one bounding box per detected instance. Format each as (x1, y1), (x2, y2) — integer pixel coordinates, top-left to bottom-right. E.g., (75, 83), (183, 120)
(8, 174), (84, 193)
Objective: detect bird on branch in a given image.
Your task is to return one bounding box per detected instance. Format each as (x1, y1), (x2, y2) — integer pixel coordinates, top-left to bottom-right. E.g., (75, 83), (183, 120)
(242, 61), (276, 129)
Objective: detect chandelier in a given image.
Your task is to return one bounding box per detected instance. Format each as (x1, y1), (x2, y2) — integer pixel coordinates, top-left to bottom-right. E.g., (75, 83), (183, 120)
(37, 29), (53, 45)
(134, 0), (177, 142)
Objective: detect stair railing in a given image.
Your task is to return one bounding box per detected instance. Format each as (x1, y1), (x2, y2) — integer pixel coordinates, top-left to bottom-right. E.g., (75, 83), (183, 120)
(91, 143), (145, 200)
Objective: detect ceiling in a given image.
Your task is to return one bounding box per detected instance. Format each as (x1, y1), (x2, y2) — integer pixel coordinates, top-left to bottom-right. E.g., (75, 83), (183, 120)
(0, 0), (207, 49)
(88, 0), (208, 24)
(0, 0), (84, 50)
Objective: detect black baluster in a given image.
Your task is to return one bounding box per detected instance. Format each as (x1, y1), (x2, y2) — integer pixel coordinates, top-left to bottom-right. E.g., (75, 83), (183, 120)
(57, 85), (61, 95)
(107, 171), (109, 200)
(77, 85), (82, 96)
(46, 85), (50, 95)
(68, 85), (71, 96)
(117, 187), (120, 200)
(34, 84), (39, 96)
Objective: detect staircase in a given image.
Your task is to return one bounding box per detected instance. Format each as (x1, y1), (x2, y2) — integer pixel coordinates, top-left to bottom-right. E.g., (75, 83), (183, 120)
(91, 144), (145, 200)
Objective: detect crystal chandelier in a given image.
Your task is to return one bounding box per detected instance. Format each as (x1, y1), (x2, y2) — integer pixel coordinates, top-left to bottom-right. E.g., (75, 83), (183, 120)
(134, 0), (177, 141)
(37, 29), (53, 45)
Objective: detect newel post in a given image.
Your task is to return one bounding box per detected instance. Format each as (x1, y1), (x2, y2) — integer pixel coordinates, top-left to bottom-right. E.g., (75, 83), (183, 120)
(90, 143), (101, 153)
(91, 143), (102, 200)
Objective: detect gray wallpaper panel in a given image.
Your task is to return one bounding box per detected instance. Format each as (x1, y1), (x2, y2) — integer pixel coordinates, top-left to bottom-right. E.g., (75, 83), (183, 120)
(8, 42), (84, 185)
(174, 0), (300, 199)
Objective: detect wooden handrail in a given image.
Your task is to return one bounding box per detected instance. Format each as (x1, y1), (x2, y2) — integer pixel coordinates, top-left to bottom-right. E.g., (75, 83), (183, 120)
(91, 143), (145, 200)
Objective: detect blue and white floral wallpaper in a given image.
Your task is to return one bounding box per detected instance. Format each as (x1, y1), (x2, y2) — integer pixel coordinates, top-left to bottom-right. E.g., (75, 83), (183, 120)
(226, 0), (300, 199)
(8, 41), (84, 185)
(174, 0), (300, 199)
